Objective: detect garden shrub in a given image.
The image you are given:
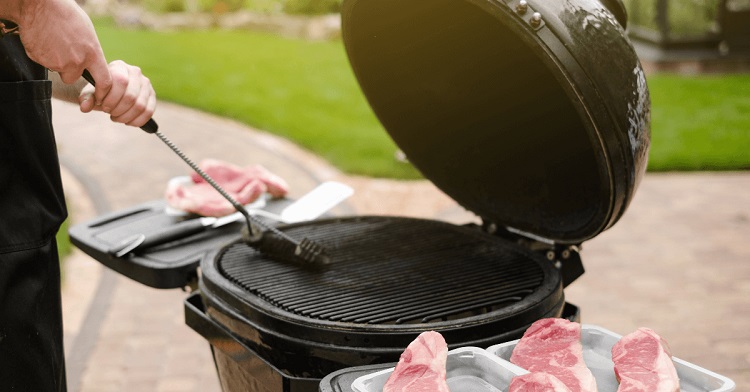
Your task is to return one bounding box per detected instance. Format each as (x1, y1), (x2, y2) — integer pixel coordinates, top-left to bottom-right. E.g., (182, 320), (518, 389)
(283, 0), (342, 15)
(198, 0), (247, 13)
(141, 0), (188, 12)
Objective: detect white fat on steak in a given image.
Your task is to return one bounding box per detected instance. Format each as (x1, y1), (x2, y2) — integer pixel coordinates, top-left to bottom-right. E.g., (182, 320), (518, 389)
(383, 331), (450, 392)
(510, 318), (598, 392)
(611, 328), (679, 392)
(165, 158), (289, 216)
(510, 372), (573, 392)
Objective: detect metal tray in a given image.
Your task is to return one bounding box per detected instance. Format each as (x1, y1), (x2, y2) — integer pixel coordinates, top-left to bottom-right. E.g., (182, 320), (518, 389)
(486, 324), (736, 392)
(351, 346), (528, 392)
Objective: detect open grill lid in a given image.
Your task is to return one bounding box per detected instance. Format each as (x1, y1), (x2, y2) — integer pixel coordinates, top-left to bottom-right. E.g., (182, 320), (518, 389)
(341, 0), (650, 244)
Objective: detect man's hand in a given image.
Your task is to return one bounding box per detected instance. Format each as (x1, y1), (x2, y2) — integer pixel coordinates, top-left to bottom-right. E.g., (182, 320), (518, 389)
(79, 60), (157, 128)
(14, 0), (112, 104)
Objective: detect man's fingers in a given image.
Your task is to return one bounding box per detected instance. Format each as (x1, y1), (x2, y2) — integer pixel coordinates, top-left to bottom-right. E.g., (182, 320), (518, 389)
(58, 71), (82, 84)
(78, 84), (96, 113)
(101, 63), (132, 115)
(85, 55), (113, 105)
(113, 80), (153, 126)
(125, 89), (157, 128)
(77, 59), (156, 129)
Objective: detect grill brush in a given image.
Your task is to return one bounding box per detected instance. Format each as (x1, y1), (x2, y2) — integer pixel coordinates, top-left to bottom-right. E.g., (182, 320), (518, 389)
(82, 70), (330, 265)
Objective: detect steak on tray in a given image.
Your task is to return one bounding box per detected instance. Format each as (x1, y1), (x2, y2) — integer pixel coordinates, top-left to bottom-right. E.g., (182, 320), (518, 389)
(383, 331), (450, 392)
(165, 159), (288, 216)
(510, 318), (597, 392)
(510, 372), (573, 392)
(612, 328), (679, 392)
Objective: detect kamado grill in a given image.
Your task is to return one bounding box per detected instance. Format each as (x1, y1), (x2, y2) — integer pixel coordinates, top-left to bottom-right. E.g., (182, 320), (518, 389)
(199, 216), (568, 390)
(69, 0), (651, 390)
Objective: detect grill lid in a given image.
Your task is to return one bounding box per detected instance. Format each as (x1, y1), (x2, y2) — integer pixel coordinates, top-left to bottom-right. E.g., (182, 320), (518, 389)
(341, 0), (650, 244)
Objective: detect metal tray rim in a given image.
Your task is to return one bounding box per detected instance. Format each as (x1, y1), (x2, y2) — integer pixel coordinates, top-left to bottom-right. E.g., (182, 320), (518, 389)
(486, 323), (736, 392)
(350, 346), (529, 392)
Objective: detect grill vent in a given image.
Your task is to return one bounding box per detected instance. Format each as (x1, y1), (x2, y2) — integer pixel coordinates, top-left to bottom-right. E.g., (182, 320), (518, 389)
(217, 217), (545, 325)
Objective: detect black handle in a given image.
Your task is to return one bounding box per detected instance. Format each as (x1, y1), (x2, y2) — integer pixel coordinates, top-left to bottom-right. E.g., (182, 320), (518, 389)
(82, 69), (159, 134)
(137, 218), (210, 250)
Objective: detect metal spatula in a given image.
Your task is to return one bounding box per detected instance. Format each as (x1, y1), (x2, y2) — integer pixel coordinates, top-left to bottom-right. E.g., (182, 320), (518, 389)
(82, 70), (333, 265)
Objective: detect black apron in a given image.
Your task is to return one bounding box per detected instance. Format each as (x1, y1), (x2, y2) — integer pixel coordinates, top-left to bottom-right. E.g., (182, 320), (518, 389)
(0, 24), (69, 392)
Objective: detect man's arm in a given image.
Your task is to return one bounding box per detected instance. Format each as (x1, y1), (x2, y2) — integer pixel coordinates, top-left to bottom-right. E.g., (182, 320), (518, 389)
(1, 0), (113, 102)
(2, 0), (157, 127)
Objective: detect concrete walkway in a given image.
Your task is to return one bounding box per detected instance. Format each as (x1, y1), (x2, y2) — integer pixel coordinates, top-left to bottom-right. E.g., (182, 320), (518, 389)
(53, 99), (750, 391)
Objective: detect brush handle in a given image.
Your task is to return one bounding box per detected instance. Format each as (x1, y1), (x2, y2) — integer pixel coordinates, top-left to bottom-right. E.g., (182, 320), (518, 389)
(82, 69), (159, 134)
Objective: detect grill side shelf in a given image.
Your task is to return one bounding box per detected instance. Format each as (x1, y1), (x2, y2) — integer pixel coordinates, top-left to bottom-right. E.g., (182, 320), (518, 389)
(68, 200), (245, 289)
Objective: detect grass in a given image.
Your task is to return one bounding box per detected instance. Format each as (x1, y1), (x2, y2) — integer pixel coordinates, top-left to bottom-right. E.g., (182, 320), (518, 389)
(93, 18), (420, 179)
(57, 219), (72, 259)
(55, 20), (746, 268)
(90, 19), (750, 177)
(57, 219), (72, 281)
(647, 74), (750, 171)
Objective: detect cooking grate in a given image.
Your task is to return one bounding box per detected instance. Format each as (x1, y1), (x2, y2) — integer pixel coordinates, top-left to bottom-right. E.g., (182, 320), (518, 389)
(217, 217), (545, 325)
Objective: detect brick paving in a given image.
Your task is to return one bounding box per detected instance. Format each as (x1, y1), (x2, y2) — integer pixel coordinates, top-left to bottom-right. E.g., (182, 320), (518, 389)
(53, 99), (749, 391)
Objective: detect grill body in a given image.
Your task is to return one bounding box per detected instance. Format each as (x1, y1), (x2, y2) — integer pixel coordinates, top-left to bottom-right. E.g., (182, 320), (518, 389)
(198, 216), (564, 389)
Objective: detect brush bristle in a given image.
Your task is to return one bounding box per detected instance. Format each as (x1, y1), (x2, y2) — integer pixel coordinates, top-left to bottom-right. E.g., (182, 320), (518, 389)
(249, 234), (331, 266)
(295, 238), (331, 265)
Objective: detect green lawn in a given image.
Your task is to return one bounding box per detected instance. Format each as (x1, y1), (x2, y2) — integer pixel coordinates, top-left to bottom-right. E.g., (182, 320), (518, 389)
(92, 19), (750, 177)
(93, 19), (420, 179)
(56, 20), (746, 267)
(647, 74), (750, 171)
(57, 219), (72, 259)
(57, 219), (71, 280)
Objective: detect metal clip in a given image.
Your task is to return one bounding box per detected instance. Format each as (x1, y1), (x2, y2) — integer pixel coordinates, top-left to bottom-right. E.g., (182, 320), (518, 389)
(0, 21), (20, 37)
(530, 12), (543, 28)
(516, 0), (529, 15)
(504, 1), (544, 31)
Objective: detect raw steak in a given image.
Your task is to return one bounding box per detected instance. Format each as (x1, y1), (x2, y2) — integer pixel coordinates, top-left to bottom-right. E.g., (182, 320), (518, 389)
(383, 331), (450, 392)
(611, 328), (679, 392)
(189, 159), (289, 198)
(165, 159), (289, 216)
(510, 372), (573, 392)
(510, 318), (597, 392)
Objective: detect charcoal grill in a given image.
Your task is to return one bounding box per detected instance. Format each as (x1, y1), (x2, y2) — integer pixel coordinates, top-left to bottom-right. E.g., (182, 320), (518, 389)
(197, 216), (566, 389)
(69, 0), (651, 390)
(213, 218), (557, 328)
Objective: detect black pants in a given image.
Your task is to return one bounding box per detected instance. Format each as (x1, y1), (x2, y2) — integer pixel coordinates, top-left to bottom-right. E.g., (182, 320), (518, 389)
(0, 241), (67, 391)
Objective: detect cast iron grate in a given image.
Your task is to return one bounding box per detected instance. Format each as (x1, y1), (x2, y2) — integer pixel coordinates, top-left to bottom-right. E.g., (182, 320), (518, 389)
(217, 217), (545, 325)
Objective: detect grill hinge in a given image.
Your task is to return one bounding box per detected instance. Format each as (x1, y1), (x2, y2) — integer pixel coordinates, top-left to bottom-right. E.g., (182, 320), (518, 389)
(482, 221), (585, 287)
(545, 245), (585, 288)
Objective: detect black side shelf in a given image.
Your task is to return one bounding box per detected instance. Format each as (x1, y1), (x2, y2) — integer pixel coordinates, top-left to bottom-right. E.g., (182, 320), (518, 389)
(68, 200), (249, 289)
